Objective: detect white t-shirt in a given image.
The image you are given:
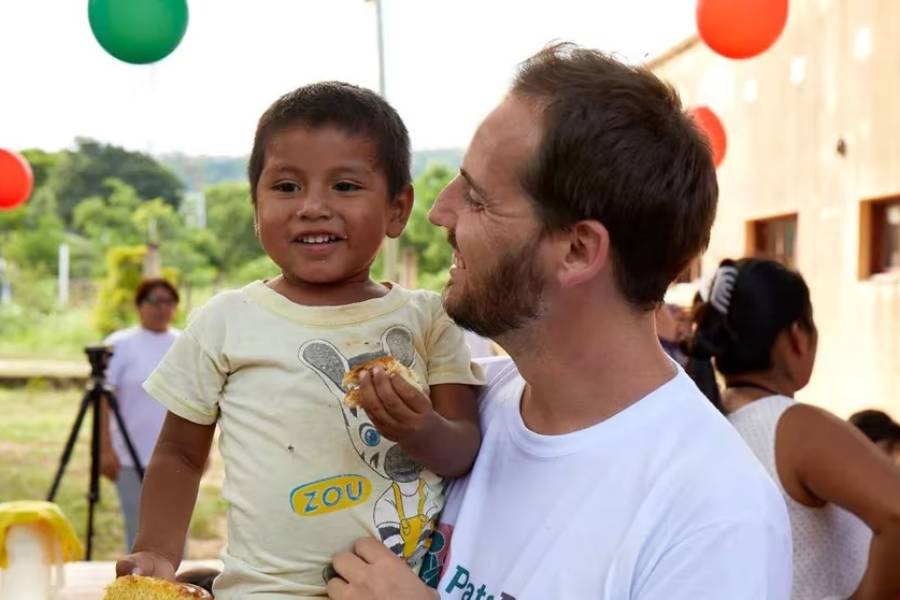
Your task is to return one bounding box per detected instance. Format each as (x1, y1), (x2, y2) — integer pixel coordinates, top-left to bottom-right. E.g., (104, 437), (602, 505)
(104, 326), (180, 468)
(421, 357), (792, 599)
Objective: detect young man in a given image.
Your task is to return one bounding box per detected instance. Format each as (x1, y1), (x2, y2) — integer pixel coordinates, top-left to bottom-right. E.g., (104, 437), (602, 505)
(327, 43), (792, 600)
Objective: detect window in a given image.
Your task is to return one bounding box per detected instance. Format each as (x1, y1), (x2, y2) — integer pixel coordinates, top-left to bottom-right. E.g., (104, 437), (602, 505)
(860, 196), (900, 278)
(746, 214), (798, 268)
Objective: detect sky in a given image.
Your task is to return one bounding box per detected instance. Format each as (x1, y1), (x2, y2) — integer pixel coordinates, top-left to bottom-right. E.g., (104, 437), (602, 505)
(0, 0), (696, 157)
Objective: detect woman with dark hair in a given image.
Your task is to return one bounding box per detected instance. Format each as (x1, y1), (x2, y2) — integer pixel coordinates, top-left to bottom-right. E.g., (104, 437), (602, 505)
(100, 278), (181, 551)
(690, 258), (900, 600)
(849, 409), (900, 463)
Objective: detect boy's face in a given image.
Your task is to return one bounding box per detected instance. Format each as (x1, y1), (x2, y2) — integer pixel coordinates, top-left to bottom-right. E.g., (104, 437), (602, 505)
(255, 124), (411, 288)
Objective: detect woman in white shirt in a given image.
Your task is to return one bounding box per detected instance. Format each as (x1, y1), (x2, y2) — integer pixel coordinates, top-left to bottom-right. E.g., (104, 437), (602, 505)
(689, 258), (900, 600)
(100, 278), (181, 551)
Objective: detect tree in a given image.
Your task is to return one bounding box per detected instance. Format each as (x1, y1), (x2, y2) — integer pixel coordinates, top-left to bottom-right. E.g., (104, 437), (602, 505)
(401, 162), (454, 291)
(204, 182), (264, 275)
(50, 138), (184, 224)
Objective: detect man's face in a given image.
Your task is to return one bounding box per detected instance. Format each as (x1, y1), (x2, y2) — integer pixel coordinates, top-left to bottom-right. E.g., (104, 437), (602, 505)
(428, 95), (549, 339)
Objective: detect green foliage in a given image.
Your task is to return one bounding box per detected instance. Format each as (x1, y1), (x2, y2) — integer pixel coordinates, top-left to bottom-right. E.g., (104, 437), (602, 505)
(72, 178), (142, 248)
(20, 148), (61, 191)
(93, 245), (147, 336)
(157, 153), (248, 192)
(230, 254), (280, 285)
(50, 138), (184, 224)
(1, 187), (65, 277)
(401, 162), (455, 291)
(205, 182), (263, 272)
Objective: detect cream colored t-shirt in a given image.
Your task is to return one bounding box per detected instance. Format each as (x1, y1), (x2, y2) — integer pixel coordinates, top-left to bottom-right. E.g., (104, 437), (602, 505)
(144, 281), (484, 598)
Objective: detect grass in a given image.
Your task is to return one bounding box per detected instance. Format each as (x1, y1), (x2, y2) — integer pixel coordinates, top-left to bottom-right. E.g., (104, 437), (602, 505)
(0, 386), (226, 561)
(0, 305), (101, 361)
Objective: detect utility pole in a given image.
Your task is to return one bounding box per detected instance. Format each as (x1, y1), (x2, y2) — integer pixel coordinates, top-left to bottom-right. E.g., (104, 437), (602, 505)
(368, 0), (398, 282)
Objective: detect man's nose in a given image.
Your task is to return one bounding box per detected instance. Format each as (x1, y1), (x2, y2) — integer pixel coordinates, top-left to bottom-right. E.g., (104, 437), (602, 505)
(428, 185), (456, 229)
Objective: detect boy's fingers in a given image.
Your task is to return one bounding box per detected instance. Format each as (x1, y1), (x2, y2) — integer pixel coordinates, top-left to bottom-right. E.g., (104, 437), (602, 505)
(358, 372), (400, 430)
(389, 373), (431, 413)
(115, 557), (138, 577)
(371, 367), (418, 422)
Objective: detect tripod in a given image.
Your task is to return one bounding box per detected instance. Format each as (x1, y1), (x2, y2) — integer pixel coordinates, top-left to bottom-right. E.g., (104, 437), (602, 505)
(46, 345), (145, 560)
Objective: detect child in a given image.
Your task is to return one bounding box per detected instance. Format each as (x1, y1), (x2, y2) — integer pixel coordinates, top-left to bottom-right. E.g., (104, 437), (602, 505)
(114, 82), (484, 597)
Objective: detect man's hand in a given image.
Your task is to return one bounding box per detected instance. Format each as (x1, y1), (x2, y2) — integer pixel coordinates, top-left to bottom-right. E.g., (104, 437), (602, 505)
(357, 367), (438, 444)
(101, 446), (121, 482)
(115, 550), (176, 580)
(326, 538), (438, 600)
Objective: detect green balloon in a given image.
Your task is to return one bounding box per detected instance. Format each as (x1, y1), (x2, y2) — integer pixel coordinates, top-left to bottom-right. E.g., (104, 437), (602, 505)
(88, 0), (189, 65)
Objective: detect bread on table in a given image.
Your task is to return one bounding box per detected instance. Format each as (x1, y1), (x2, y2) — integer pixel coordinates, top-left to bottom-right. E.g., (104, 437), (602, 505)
(342, 355), (422, 408)
(104, 575), (212, 599)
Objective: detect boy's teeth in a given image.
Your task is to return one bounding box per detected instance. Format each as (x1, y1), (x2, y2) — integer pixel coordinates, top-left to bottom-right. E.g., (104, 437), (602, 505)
(300, 234), (338, 244)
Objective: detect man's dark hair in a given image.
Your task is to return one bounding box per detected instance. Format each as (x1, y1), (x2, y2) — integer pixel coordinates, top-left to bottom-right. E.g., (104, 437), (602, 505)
(512, 43), (718, 310)
(248, 81), (411, 204)
(134, 277), (179, 305)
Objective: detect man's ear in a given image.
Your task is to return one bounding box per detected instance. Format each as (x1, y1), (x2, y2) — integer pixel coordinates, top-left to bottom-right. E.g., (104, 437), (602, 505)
(556, 220), (610, 287)
(386, 185), (414, 239)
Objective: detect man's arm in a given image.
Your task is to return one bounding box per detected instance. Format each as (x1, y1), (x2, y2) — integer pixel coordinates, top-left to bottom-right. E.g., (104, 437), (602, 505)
(357, 368), (480, 478)
(115, 411), (214, 579)
(327, 538), (439, 600)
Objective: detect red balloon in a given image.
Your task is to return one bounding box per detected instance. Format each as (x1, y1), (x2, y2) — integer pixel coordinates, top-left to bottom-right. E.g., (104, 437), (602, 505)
(0, 149), (34, 211)
(690, 106), (727, 168)
(697, 0), (789, 59)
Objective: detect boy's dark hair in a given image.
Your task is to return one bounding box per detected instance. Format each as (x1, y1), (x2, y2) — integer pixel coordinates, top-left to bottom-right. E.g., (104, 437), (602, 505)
(134, 278), (179, 306)
(248, 81), (411, 204)
(512, 43), (718, 310)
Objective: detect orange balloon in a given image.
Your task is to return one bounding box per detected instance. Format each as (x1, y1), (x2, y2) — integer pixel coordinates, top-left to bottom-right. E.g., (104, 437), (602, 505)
(0, 149), (34, 211)
(697, 0), (789, 59)
(690, 106), (726, 168)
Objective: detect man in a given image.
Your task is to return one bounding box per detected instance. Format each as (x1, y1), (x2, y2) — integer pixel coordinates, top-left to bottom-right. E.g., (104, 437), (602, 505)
(328, 43), (791, 599)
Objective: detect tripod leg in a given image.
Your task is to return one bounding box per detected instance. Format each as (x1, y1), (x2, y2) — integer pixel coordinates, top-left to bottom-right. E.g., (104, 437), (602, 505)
(46, 389), (93, 502)
(86, 389), (102, 560)
(105, 388), (145, 480)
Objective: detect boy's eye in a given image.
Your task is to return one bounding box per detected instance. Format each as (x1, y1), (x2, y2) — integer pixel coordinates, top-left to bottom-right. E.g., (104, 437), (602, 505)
(274, 181), (300, 193)
(334, 181), (362, 192)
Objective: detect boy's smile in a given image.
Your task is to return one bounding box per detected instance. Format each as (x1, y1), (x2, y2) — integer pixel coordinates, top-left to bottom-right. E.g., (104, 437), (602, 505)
(255, 124), (412, 304)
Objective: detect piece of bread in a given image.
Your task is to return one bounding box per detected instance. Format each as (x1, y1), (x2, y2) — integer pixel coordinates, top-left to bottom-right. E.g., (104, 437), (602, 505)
(342, 355), (422, 408)
(104, 575), (212, 599)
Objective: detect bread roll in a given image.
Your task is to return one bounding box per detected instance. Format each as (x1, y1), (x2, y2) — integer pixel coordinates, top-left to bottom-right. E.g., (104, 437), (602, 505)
(342, 355), (422, 408)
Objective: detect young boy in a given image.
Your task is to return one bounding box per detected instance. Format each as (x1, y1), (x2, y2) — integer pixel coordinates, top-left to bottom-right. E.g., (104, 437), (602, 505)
(115, 82), (484, 597)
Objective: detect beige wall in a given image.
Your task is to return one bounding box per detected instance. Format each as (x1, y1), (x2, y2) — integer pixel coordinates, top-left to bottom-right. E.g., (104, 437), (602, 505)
(653, 0), (900, 416)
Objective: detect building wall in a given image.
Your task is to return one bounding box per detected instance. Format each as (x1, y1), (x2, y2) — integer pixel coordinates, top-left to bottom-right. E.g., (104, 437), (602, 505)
(653, 0), (900, 416)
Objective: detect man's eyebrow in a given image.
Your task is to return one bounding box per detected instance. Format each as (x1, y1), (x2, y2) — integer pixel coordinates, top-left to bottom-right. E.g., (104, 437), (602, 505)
(460, 168), (490, 200)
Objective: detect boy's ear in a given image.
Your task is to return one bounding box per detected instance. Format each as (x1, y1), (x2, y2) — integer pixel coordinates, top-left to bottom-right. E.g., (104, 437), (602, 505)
(386, 184), (414, 239)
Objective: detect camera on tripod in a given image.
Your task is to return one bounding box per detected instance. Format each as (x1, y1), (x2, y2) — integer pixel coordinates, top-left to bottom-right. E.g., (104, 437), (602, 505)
(46, 343), (144, 559)
(84, 345), (112, 379)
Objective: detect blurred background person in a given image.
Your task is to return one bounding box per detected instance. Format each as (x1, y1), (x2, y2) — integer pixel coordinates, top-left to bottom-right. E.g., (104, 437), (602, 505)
(850, 409), (900, 464)
(690, 258), (900, 600)
(100, 278), (181, 551)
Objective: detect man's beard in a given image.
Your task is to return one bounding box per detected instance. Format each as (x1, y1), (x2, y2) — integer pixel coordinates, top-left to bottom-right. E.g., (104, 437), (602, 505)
(443, 234), (546, 340)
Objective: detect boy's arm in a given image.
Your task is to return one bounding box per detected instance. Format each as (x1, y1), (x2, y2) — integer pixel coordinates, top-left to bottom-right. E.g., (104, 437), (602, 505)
(115, 411), (215, 579)
(358, 368), (480, 478)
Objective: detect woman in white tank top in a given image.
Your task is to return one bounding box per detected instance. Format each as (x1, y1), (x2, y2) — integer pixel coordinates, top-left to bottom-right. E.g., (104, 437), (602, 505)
(687, 258), (900, 600)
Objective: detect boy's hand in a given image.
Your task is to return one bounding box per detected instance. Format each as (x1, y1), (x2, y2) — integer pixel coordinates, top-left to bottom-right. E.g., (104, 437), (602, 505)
(115, 551), (176, 580)
(357, 366), (437, 445)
